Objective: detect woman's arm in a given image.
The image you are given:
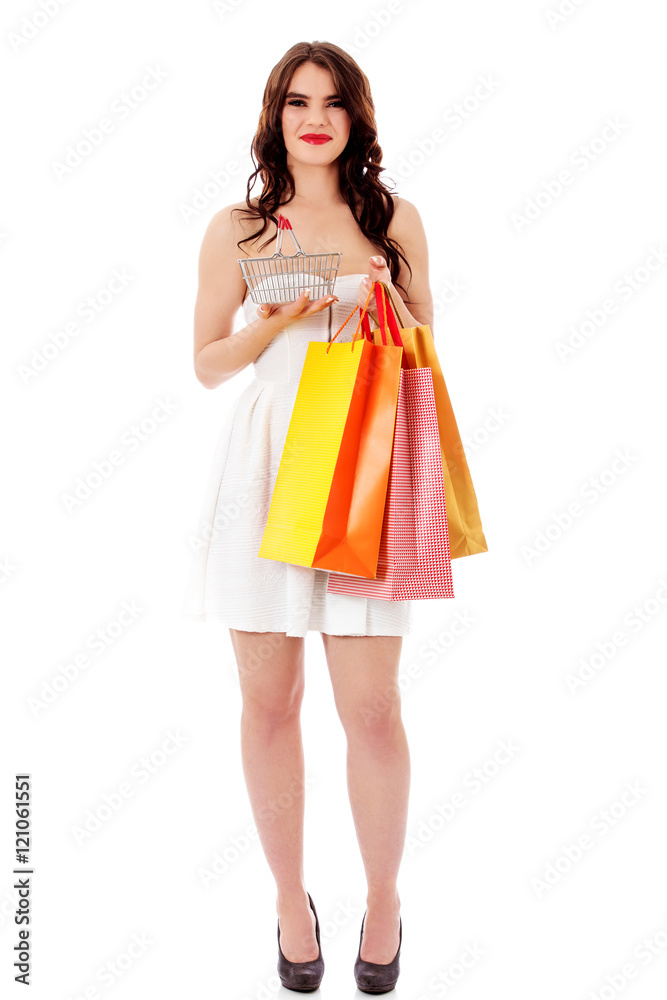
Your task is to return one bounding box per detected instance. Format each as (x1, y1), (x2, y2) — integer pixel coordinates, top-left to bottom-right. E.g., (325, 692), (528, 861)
(193, 206), (337, 390)
(361, 196), (435, 334)
(193, 207), (283, 390)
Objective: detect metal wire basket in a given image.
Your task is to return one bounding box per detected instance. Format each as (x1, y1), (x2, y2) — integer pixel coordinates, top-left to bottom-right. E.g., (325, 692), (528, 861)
(238, 214), (341, 305)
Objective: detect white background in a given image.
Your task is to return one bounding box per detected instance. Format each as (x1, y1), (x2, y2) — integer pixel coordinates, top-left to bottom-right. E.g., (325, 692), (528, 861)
(2, 0), (666, 997)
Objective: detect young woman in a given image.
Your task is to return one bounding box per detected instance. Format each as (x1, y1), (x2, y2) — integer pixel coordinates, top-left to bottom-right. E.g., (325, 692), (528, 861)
(181, 41), (434, 993)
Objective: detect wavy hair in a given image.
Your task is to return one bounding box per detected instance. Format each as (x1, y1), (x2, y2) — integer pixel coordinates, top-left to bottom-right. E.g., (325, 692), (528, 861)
(232, 40), (412, 297)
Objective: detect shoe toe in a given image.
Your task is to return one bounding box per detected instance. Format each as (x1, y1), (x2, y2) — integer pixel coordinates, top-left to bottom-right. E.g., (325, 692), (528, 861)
(354, 965), (398, 992)
(288, 966), (322, 990)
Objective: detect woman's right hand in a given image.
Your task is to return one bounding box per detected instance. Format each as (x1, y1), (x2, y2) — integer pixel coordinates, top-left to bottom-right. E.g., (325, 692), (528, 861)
(256, 288), (338, 324)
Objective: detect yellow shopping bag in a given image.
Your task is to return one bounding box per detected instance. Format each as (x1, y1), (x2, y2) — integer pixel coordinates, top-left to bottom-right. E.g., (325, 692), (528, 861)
(362, 282), (488, 559)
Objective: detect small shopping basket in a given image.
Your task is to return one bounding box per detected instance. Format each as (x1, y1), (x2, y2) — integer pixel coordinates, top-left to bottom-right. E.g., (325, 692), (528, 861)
(238, 214), (341, 305)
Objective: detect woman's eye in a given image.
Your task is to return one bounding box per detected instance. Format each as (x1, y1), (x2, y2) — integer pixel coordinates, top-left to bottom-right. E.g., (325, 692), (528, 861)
(287, 99), (344, 108)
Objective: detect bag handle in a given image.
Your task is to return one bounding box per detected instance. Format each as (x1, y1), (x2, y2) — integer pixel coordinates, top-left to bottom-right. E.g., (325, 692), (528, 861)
(374, 282), (406, 351)
(373, 283), (408, 369)
(326, 281), (407, 369)
(326, 282), (376, 352)
(380, 281), (409, 328)
(360, 282), (408, 345)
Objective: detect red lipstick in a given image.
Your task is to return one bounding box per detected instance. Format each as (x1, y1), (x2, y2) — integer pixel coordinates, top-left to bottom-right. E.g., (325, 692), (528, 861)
(300, 134), (333, 144)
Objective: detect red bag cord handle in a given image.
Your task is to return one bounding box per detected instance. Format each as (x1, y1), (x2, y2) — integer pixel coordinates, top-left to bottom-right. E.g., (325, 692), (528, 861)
(326, 283), (375, 352)
(374, 282), (405, 351)
(326, 281), (407, 369)
(359, 283), (405, 346)
(360, 308), (374, 341)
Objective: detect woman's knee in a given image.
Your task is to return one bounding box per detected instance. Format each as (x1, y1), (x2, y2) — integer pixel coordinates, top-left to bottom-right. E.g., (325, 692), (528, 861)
(231, 629), (305, 723)
(242, 677), (304, 728)
(342, 681), (404, 743)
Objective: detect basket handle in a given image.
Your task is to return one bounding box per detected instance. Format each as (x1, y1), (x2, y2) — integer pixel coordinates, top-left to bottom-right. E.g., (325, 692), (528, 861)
(275, 213), (304, 256)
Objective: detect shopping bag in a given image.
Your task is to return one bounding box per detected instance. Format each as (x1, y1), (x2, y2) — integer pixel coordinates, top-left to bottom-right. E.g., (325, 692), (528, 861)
(258, 288), (403, 577)
(326, 355), (455, 600)
(362, 282), (488, 560)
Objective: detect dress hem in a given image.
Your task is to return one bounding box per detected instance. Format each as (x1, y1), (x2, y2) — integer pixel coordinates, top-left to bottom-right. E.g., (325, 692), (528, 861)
(179, 608), (410, 638)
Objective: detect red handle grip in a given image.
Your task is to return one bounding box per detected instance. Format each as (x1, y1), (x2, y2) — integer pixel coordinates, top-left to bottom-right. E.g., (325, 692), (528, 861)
(358, 282), (407, 368)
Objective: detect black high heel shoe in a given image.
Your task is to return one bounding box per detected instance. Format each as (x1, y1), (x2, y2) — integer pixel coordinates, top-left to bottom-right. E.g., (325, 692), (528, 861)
(354, 910), (402, 994)
(277, 891), (325, 992)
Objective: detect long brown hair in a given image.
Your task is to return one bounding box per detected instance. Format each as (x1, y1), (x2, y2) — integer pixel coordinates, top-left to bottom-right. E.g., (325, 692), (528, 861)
(232, 41), (412, 297)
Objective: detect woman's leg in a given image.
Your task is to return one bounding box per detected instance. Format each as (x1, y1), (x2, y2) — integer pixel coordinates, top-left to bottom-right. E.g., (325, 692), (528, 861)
(320, 632), (408, 964)
(229, 628), (319, 962)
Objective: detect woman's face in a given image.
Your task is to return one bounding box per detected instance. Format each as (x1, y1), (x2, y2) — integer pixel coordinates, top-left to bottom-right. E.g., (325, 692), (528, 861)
(280, 61), (352, 168)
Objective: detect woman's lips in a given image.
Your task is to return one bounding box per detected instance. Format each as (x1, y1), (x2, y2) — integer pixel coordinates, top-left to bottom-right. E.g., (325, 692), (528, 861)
(300, 134), (333, 144)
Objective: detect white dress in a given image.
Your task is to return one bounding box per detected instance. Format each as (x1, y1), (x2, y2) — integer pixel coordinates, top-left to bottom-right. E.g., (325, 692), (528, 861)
(180, 273), (413, 637)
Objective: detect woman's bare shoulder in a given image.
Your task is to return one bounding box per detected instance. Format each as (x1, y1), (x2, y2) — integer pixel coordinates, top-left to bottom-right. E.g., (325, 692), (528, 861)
(207, 199), (260, 232)
(388, 193), (423, 230)
(203, 199), (265, 256)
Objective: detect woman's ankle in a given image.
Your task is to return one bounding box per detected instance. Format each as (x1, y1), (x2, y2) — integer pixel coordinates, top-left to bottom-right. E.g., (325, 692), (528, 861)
(276, 884), (310, 907)
(365, 887), (400, 910)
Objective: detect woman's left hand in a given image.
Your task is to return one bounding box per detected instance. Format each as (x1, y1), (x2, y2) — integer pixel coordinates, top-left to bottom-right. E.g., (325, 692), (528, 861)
(357, 255), (393, 309)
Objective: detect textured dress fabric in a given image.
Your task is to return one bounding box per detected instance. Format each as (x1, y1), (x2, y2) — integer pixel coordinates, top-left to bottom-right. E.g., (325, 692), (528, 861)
(180, 273), (413, 638)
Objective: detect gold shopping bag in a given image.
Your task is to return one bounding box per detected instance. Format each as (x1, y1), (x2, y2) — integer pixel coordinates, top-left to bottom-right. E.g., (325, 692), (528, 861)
(362, 282), (488, 559)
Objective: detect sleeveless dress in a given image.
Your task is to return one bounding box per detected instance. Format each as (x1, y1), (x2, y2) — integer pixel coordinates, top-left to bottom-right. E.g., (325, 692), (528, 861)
(180, 273), (413, 637)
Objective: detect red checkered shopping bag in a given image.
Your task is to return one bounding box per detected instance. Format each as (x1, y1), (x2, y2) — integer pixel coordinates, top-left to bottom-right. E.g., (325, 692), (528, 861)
(326, 363), (455, 600)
